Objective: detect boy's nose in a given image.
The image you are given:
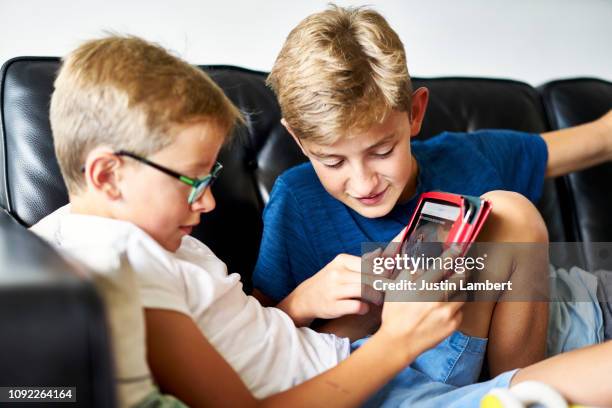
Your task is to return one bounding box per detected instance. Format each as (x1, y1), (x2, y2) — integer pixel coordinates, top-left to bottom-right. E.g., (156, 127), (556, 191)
(349, 167), (378, 197)
(191, 188), (216, 213)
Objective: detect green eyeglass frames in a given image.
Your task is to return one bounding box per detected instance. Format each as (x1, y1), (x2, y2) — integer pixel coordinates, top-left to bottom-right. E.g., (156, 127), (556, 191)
(115, 150), (223, 204)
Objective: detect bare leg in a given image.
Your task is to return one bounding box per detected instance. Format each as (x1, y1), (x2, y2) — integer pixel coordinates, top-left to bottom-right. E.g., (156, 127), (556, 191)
(457, 191), (549, 376)
(511, 341), (612, 406)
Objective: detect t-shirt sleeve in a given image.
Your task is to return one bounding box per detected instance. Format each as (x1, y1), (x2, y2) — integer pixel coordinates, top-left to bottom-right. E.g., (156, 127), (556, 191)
(252, 177), (319, 303)
(126, 235), (191, 317)
(467, 130), (548, 202)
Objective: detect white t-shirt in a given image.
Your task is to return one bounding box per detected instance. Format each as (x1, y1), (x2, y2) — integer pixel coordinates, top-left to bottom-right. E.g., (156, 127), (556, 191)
(32, 205), (350, 398)
(31, 207), (155, 408)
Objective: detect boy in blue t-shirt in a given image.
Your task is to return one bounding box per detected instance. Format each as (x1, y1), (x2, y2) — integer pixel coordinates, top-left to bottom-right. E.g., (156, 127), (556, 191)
(253, 5), (612, 383)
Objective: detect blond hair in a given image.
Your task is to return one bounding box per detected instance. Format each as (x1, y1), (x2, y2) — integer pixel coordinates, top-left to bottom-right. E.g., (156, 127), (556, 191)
(51, 35), (243, 194)
(267, 5), (412, 144)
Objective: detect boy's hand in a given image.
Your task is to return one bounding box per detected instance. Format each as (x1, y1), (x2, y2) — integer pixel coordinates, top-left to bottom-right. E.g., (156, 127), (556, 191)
(378, 300), (463, 360)
(278, 227), (407, 327)
(278, 252), (384, 327)
(375, 244), (465, 358)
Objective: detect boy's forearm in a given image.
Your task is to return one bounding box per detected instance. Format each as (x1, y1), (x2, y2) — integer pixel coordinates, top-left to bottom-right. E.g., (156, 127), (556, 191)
(542, 110), (612, 178)
(260, 330), (415, 408)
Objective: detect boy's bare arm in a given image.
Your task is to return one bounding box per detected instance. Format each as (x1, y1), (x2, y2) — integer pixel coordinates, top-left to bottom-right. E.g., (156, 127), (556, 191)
(541, 110), (612, 178)
(146, 309), (258, 407)
(145, 299), (462, 408)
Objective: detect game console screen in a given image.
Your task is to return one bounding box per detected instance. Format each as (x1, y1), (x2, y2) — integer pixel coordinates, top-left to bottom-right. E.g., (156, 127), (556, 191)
(400, 200), (461, 257)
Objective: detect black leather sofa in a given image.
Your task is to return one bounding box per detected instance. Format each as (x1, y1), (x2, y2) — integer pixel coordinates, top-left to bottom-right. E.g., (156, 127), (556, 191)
(1, 57), (611, 407)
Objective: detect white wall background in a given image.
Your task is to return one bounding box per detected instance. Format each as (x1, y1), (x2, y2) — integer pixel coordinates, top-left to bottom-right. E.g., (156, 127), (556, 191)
(1, 0), (611, 86)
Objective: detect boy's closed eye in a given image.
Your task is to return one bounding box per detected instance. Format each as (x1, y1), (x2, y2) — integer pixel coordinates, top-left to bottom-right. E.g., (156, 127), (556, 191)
(312, 152), (344, 169)
(322, 158), (345, 169)
(371, 144), (396, 158)
(320, 144), (397, 169)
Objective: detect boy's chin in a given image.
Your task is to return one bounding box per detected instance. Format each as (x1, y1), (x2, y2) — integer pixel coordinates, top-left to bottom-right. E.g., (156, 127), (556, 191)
(347, 200), (394, 219)
(158, 236), (183, 253)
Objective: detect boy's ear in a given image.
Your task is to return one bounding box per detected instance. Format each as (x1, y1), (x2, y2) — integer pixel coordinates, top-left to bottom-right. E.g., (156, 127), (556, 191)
(281, 118), (308, 157)
(409, 87), (429, 137)
(84, 148), (123, 200)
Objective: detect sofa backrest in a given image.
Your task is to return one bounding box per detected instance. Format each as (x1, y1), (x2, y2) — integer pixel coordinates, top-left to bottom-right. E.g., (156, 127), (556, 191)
(2, 57), (611, 286)
(540, 78), (612, 269)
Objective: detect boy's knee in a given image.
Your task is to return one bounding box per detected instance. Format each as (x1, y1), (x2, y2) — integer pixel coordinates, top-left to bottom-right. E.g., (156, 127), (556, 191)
(480, 190), (548, 243)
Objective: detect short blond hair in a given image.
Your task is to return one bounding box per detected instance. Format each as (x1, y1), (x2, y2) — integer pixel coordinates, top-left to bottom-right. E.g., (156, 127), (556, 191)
(267, 5), (412, 144)
(51, 35), (243, 194)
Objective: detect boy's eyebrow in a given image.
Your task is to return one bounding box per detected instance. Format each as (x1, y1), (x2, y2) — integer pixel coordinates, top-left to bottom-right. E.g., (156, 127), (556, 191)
(310, 150), (343, 159)
(309, 133), (398, 158)
(366, 133), (397, 150)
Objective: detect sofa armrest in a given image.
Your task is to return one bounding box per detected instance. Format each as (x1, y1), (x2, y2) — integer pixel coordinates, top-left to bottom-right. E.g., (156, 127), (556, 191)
(0, 210), (116, 407)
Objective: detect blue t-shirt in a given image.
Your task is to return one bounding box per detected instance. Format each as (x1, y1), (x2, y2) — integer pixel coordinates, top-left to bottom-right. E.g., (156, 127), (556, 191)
(253, 130), (548, 301)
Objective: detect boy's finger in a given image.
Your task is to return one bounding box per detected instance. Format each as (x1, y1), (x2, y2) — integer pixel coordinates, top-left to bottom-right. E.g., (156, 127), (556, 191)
(361, 248), (384, 275)
(335, 299), (370, 316)
(413, 265), (445, 288)
(440, 243), (464, 262)
(415, 243), (465, 283)
(392, 227), (408, 243)
(360, 271), (397, 288)
(337, 282), (384, 306)
(381, 227), (407, 258)
(411, 266), (460, 302)
(341, 268), (376, 285)
(360, 283), (384, 305)
(447, 300), (465, 312)
(339, 270), (387, 305)
(337, 253), (363, 273)
(444, 272), (470, 301)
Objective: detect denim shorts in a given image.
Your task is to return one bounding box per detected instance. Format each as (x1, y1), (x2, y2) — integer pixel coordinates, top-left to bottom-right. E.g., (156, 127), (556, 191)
(351, 331), (518, 408)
